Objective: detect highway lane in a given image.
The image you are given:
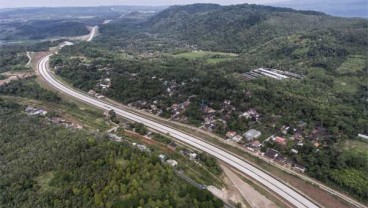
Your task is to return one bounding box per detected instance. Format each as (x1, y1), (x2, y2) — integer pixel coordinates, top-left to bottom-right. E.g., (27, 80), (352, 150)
(87, 26), (98, 42)
(39, 54), (319, 208)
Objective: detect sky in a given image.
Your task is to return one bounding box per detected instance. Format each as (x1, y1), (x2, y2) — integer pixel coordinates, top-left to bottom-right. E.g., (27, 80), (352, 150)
(0, 0), (367, 17)
(0, 0), (287, 8)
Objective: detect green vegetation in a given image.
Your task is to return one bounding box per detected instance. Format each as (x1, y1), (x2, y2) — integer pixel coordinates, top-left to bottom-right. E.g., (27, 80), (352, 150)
(152, 133), (172, 144)
(0, 41), (65, 73)
(172, 51), (238, 64)
(337, 55), (367, 75)
(0, 20), (89, 41)
(294, 144), (368, 200)
(147, 3), (366, 52)
(0, 45), (28, 72)
(130, 122), (149, 135)
(197, 153), (222, 176)
(2, 2), (366, 203)
(0, 78), (61, 102)
(0, 99), (223, 208)
(50, 4), (368, 202)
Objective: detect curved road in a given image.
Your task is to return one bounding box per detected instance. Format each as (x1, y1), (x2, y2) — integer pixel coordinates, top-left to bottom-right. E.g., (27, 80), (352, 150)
(39, 54), (318, 208)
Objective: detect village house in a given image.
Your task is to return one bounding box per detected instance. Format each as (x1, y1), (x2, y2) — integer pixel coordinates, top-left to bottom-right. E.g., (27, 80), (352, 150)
(293, 163), (306, 173)
(50, 117), (66, 124)
(189, 152), (197, 160)
(158, 154), (166, 161)
(245, 140), (261, 152)
(275, 155), (292, 166)
(273, 136), (287, 146)
(88, 89), (97, 96)
(108, 134), (122, 142)
(137, 144), (150, 152)
(202, 106), (216, 114)
(226, 131), (237, 139)
(223, 100), (231, 106)
(180, 148), (190, 156)
(297, 141), (304, 147)
(291, 132), (304, 142)
(50, 117), (83, 130)
(150, 105), (158, 111)
(263, 148), (279, 160)
(251, 140), (261, 148)
(240, 109), (260, 121)
(243, 129), (262, 142)
(309, 127), (327, 141)
(167, 159), (178, 167)
(25, 106), (47, 116)
(168, 141), (177, 151)
(232, 135), (243, 143)
(96, 94), (104, 99)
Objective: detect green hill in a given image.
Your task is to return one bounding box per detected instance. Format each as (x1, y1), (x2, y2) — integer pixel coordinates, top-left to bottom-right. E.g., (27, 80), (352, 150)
(147, 3), (367, 53)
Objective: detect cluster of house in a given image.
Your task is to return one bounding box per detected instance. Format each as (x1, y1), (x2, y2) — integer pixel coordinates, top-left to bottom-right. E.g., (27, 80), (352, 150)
(25, 106), (84, 130)
(165, 80), (182, 97)
(167, 141), (198, 164)
(179, 148), (198, 161)
(262, 148), (306, 173)
(169, 100), (191, 121)
(241, 68), (303, 81)
(129, 100), (163, 116)
(224, 125), (307, 173)
(226, 128), (262, 144)
(49, 117), (83, 130)
(88, 90), (105, 99)
(98, 78), (111, 90)
(25, 106), (48, 116)
(201, 100), (237, 132)
(254, 123), (328, 174)
(239, 109), (260, 121)
(272, 123), (326, 149)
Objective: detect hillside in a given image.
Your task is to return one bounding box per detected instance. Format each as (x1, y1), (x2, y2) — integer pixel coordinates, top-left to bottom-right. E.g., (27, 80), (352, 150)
(147, 3), (368, 52)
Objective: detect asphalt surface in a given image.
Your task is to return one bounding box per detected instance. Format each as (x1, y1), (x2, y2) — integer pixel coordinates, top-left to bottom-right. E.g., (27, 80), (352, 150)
(87, 26), (98, 42)
(39, 54), (319, 208)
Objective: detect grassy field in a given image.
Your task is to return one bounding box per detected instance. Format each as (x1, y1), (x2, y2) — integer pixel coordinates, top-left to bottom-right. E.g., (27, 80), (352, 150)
(344, 139), (368, 152)
(333, 76), (361, 94)
(173, 51), (238, 64)
(337, 55), (367, 74)
(2, 96), (110, 131)
(36, 171), (55, 192)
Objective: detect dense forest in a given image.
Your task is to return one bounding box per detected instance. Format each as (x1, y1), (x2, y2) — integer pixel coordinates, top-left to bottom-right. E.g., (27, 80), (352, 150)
(146, 3), (367, 52)
(0, 98), (223, 208)
(0, 78), (61, 102)
(0, 20), (89, 40)
(0, 45), (28, 72)
(0, 41), (64, 73)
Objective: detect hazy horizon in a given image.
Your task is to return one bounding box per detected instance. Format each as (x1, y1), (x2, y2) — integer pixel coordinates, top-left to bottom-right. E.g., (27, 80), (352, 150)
(0, 0), (286, 8)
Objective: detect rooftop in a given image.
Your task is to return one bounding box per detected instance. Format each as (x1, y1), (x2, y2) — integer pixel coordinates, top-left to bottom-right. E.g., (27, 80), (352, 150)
(243, 129), (261, 140)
